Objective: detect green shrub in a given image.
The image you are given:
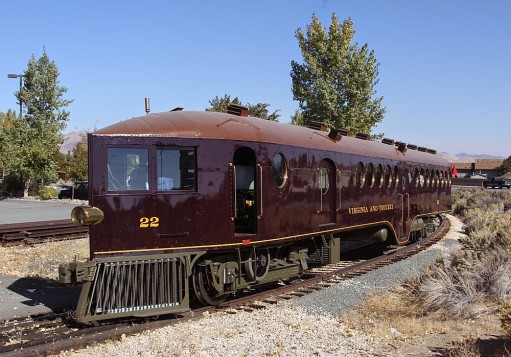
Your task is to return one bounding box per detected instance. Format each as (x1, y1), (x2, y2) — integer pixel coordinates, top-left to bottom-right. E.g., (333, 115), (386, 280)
(38, 186), (57, 200)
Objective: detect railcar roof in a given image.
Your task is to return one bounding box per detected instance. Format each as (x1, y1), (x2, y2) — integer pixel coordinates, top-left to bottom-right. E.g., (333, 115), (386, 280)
(94, 111), (448, 166)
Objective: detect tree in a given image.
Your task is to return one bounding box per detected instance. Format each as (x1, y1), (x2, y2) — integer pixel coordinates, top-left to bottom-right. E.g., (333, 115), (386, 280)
(65, 133), (89, 181)
(499, 155), (511, 176)
(0, 110), (17, 172)
(290, 13), (385, 134)
(5, 48), (73, 196)
(206, 94), (280, 121)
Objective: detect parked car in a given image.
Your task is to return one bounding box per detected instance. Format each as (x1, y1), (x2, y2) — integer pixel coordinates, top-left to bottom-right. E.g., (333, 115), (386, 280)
(483, 177), (511, 189)
(58, 181), (89, 199)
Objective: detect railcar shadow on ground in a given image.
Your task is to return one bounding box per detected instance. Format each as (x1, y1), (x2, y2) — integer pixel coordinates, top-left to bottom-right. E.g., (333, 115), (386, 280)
(430, 335), (511, 356)
(6, 277), (80, 313)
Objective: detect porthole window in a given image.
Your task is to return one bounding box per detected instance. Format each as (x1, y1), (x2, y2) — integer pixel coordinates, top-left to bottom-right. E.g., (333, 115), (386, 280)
(356, 162), (366, 188)
(367, 163), (375, 188)
(420, 168), (425, 188)
(375, 164), (384, 188)
(392, 165), (399, 188)
(271, 153), (288, 188)
(385, 164), (392, 188)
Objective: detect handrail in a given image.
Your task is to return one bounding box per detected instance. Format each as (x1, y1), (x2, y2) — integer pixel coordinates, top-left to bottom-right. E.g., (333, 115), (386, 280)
(336, 169), (342, 212)
(230, 163), (237, 220)
(257, 164), (263, 218)
(397, 193), (404, 229)
(316, 168), (323, 213)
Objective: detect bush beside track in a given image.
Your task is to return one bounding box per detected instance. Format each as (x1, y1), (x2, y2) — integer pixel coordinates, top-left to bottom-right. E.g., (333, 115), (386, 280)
(346, 188), (511, 356)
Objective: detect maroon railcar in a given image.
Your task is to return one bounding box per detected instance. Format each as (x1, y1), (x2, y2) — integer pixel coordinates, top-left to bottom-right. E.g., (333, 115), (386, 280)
(60, 109), (451, 323)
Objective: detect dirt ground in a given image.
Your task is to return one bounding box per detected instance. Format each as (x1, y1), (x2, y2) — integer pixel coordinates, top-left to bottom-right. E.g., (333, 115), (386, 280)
(344, 298), (509, 356)
(0, 238), (89, 279)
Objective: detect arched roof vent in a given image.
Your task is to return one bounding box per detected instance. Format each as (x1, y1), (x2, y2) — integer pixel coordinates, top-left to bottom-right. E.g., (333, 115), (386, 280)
(308, 121), (328, 132)
(227, 104), (250, 117)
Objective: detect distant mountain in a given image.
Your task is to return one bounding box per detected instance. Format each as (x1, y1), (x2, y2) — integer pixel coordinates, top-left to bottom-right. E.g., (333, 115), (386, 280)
(455, 152), (505, 160)
(60, 131), (83, 154)
(441, 152), (505, 163)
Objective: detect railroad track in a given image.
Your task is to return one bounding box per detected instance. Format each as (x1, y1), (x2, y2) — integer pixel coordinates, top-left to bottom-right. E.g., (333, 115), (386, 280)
(0, 217), (450, 356)
(0, 220), (88, 246)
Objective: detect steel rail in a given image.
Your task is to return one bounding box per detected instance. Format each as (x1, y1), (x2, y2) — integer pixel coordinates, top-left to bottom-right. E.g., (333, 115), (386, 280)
(0, 220), (89, 246)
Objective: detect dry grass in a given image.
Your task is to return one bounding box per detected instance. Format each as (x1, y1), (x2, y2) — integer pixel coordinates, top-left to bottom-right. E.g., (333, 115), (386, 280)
(344, 189), (511, 353)
(343, 288), (465, 339)
(342, 287), (502, 355)
(0, 238), (89, 280)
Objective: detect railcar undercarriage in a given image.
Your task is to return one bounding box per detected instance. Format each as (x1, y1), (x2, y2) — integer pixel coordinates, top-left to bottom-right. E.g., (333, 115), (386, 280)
(59, 215), (443, 324)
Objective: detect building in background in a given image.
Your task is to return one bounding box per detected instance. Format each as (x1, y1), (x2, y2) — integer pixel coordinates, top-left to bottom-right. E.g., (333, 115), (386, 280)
(455, 159), (503, 178)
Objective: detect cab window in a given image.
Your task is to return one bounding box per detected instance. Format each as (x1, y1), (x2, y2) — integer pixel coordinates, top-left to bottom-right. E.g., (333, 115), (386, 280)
(157, 147), (196, 191)
(107, 148), (149, 191)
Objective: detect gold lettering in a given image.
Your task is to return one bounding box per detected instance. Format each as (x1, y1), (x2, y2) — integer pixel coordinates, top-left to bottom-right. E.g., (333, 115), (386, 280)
(378, 204), (394, 211)
(348, 203), (394, 215)
(348, 206), (369, 214)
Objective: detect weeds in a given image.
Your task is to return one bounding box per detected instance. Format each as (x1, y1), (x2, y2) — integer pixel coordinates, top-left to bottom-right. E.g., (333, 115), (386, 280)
(351, 189), (511, 344)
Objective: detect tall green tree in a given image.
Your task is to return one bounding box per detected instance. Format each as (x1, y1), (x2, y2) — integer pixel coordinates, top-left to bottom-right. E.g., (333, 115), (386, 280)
(0, 109), (17, 176)
(290, 13), (385, 134)
(206, 94), (280, 121)
(65, 133), (89, 181)
(5, 48), (73, 196)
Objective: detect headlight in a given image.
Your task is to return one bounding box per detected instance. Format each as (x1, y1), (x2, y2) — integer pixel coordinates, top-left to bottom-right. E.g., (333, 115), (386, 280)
(71, 206), (104, 226)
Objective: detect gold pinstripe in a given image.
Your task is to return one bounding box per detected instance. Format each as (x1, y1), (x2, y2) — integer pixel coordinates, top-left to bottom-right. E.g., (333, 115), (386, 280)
(94, 209), (450, 255)
(95, 221), (394, 255)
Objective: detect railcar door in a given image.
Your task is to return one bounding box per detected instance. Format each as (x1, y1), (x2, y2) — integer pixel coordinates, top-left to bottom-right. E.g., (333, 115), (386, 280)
(316, 160), (336, 225)
(397, 170), (410, 240)
(232, 147), (257, 234)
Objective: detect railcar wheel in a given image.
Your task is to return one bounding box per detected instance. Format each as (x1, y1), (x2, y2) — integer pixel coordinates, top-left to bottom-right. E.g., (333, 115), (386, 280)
(192, 264), (227, 306)
(244, 249), (270, 282)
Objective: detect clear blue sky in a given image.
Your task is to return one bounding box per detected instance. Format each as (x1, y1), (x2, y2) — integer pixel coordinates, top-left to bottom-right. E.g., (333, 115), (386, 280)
(1, 1), (510, 157)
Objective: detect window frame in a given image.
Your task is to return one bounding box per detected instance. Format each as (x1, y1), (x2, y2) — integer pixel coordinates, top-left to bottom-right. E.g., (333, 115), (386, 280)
(271, 152), (288, 188)
(156, 146), (197, 192)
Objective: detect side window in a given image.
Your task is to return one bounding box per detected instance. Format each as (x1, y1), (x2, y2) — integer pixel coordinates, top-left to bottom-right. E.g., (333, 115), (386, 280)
(107, 148), (149, 191)
(319, 165), (329, 193)
(271, 153), (288, 188)
(385, 164), (392, 188)
(157, 147), (196, 191)
(367, 163), (375, 188)
(392, 165), (399, 188)
(375, 164), (384, 188)
(356, 162), (365, 188)
(414, 168), (420, 188)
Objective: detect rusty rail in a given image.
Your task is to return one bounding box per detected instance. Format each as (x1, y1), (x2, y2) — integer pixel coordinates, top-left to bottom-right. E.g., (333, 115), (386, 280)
(0, 220), (88, 246)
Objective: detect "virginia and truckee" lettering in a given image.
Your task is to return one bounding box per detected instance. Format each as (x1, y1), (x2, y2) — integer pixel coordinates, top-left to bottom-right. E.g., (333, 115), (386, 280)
(348, 203), (394, 215)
